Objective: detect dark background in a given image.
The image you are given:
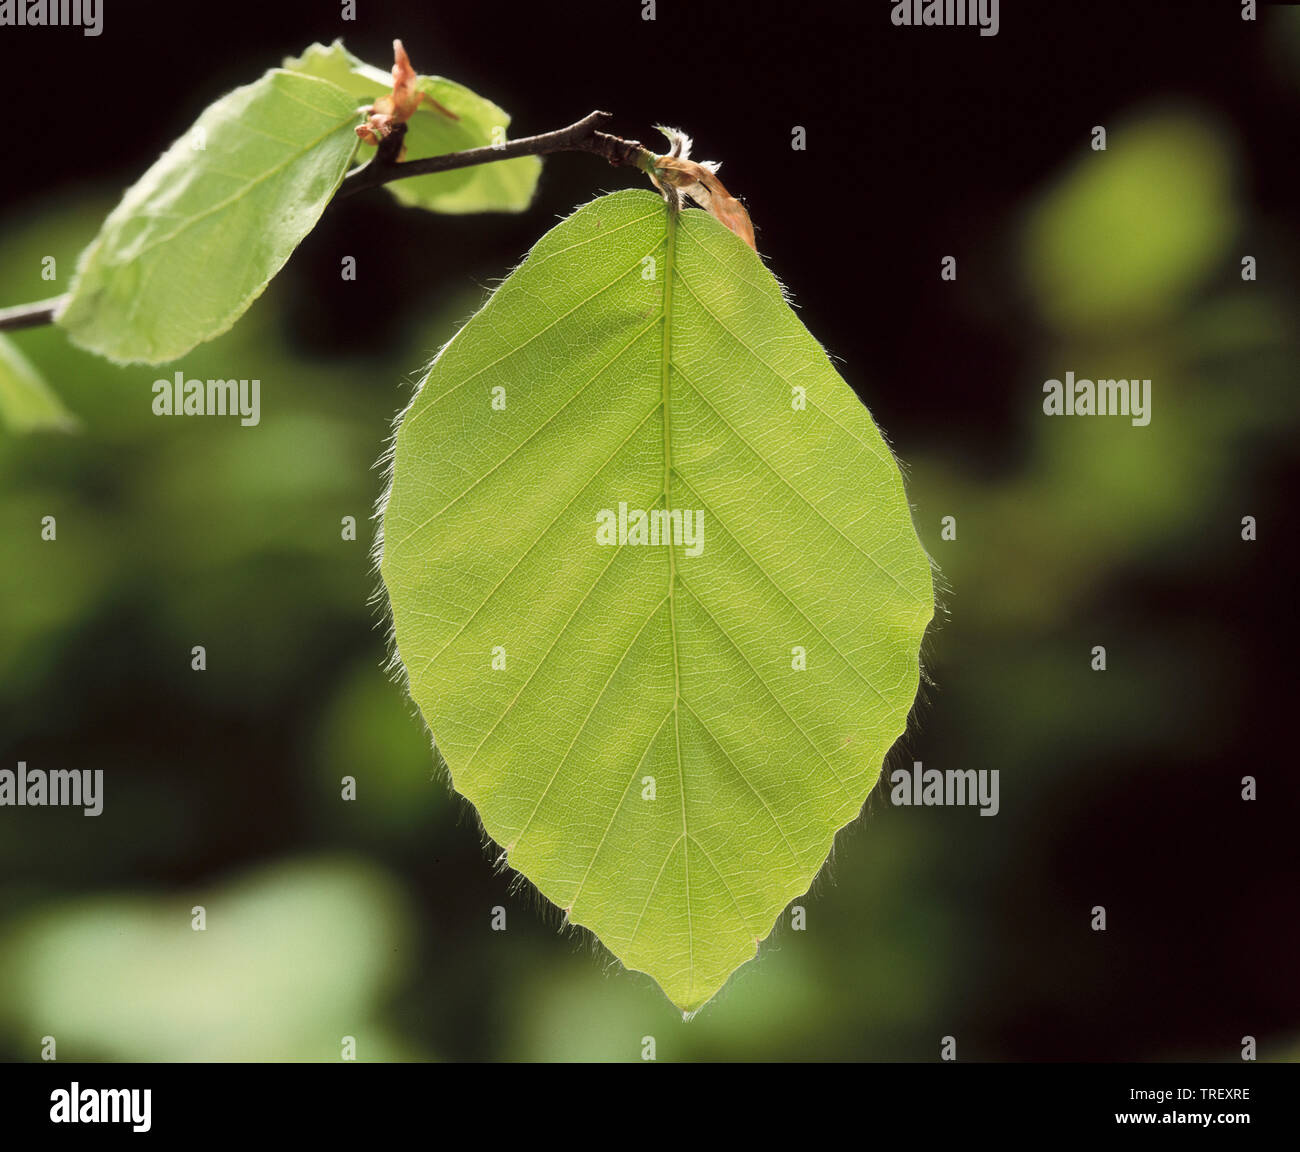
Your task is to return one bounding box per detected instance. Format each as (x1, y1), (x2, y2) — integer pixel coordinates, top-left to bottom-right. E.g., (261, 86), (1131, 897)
(0, 0), (1296, 1060)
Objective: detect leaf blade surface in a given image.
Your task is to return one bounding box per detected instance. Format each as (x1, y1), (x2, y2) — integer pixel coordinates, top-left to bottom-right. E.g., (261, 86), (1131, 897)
(58, 69), (361, 364)
(382, 189), (932, 1011)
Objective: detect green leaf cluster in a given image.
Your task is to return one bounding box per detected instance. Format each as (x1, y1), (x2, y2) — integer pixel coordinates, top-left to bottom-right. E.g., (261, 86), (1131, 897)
(45, 41), (539, 371)
(284, 40), (540, 215)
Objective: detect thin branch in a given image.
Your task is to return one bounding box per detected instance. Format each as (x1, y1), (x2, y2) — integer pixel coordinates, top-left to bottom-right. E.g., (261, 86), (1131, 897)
(0, 112), (658, 332)
(0, 295), (66, 333)
(338, 110), (653, 198)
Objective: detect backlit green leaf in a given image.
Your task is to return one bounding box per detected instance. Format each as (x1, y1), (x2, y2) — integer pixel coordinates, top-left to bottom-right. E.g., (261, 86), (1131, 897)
(58, 70), (361, 364)
(381, 189), (933, 1013)
(0, 334), (78, 433)
(283, 40), (540, 215)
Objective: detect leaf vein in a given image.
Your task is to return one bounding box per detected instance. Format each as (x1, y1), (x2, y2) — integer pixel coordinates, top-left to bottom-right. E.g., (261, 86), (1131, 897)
(678, 697), (804, 869)
(672, 474), (894, 707)
(673, 359), (923, 603)
(506, 594), (671, 852)
(677, 580), (856, 806)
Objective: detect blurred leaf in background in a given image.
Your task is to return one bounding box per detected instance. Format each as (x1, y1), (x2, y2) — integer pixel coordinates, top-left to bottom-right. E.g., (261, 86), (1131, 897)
(0, 856), (422, 1061)
(0, 335), (79, 434)
(1021, 109), (1238, 333)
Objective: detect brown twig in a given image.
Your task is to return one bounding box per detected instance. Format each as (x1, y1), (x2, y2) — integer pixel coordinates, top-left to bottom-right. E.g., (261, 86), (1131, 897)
(0, 295), (65, 333)
(337, 110), (652, 198)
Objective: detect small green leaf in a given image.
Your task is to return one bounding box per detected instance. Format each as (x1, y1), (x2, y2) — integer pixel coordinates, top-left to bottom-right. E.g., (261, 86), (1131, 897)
(0, 334), (78, 432)
(58, 70), (361, 364)
(381, 190), (933, 1012)
(283, 40), (540, 214)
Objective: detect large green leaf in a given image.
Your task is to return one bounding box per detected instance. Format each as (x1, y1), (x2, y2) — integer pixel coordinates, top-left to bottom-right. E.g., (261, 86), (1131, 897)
(380, 189), (933, 1013)
(0, 334), (78, 433)
(283, 40), (540, 214)
(58, 70), (361, 364)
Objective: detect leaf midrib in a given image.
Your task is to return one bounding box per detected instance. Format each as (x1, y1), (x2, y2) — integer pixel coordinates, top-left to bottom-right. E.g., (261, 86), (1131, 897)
(660, 202), (694, 1003)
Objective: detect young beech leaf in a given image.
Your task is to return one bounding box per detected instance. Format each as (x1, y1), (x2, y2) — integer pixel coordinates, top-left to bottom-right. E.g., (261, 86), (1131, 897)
(57, 70), (361, 364)
(380, 189), (933, 1013)
(353, 39), (426, 147)
(0, 334), (78, 433)
(283, 40), (541, 215)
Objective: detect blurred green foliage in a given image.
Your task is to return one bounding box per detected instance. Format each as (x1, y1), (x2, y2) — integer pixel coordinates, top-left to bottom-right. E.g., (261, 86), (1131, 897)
(0, 335), (79, 435)
(0, 856), (417, 1060)
(1021, 110), (1238, 332)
